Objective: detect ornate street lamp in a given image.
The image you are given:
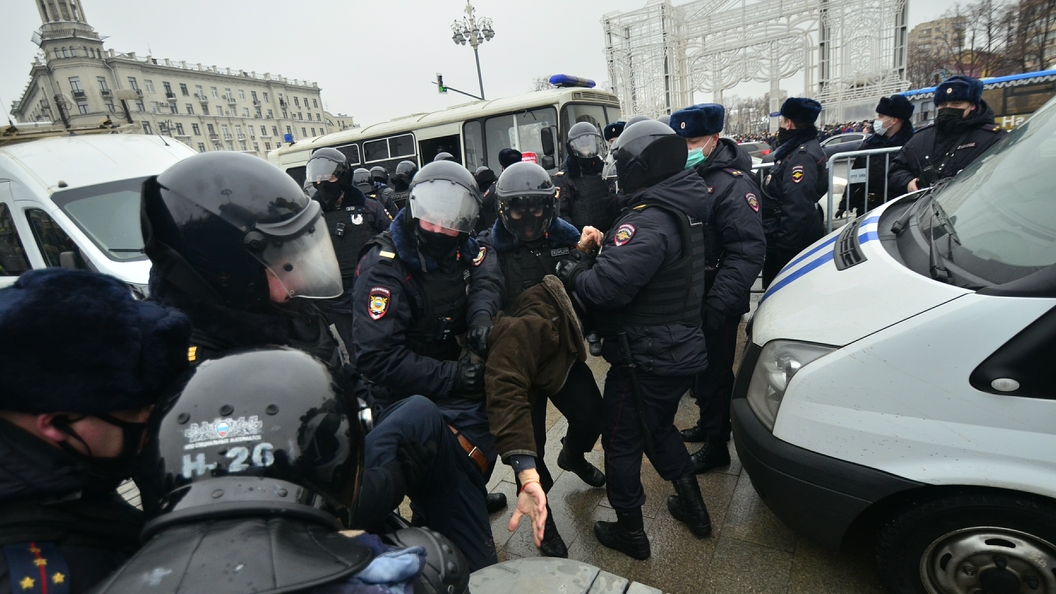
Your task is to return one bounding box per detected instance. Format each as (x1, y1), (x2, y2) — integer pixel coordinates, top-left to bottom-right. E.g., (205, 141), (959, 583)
(450, 2), (495, 100)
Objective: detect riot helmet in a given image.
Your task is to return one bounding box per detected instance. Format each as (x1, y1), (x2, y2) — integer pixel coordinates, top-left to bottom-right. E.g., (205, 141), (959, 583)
(407, 161), (481, 259)
(624, 114), (650, 128)
(142, 152), (343, 309)
(352, 168), (375, 194)
(656, 114), (672, 127)
(138, 348), (365, 533)
(306, 147), (351, 208)
(369, 165), (389, 186)
(394, 160), (418, 187)
(433, 151), (455, 162)
(567, 121), (606, 160)
(474, 166), (497, 190)
(611, 119), (688, 194)
(495, 162), (556, 242)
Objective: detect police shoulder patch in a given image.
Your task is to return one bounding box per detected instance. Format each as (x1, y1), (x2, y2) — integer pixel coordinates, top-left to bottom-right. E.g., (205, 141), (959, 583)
(368, 287), (391, 320)
(472, 246), (487, 267)
(791, 165), (805, 183)
(745, 193), (760, 212)
(614, 223), (636, 246)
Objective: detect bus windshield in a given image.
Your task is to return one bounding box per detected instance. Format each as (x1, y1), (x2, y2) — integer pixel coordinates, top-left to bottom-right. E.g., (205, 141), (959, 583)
(483, 107), (557, 167)
(51, 177), (148, 262)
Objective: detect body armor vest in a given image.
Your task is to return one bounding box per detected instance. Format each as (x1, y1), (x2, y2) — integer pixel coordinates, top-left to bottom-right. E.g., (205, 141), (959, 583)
(568, 173), (615, 232)
(595, 204), (706, 335)
(391, 189), (410, 212)
(497, 242), (574, 307)
(325, 205), (377, 279)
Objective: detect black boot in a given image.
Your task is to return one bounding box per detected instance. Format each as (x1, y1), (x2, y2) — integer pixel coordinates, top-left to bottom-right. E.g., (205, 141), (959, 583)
(594, 508), (650, 560)
(538, 506), (568, 557)
(690, 440), (731, 474)
(667, 474), (712, 537)
(485, 492), (507, 514)
(557, 440), (606, 488)
(680, 425), (708, 443)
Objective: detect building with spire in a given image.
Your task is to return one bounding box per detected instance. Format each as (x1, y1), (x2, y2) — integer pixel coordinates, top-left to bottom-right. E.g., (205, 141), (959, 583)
(10, 0), (355, 156)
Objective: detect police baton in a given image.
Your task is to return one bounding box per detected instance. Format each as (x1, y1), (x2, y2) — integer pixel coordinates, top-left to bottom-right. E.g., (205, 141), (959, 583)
(616, 331), (658, 463)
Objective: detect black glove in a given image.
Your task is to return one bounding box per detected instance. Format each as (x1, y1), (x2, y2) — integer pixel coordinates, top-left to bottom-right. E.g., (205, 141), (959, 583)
(454, 360), (485, 397)
(704, 304), (727, 334)
(555, 254), (594, 293)
(466, 314), (493, 357)
(397, 440), (437, 499)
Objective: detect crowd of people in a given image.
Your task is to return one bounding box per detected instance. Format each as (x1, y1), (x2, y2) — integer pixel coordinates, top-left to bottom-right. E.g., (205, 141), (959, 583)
(0, 73), (1007, 594)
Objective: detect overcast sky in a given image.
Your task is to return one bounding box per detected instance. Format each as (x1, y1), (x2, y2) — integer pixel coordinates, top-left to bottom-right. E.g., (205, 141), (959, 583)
(2, 0), (959, 127)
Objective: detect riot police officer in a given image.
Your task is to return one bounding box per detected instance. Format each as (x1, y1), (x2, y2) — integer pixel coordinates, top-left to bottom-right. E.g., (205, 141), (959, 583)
(474, 166), (499, 234)
(669, 104), (766, 472)
(0, 269), (191, 594)
(142, 152), (498, 571)
(306, 148), (390, 291)
(556, 120), (713, 560)
(391, 159), (418, 211)
(477, 161), (606, 558)
(354, 167), (398, 217)
(553, 122), (616, 232)
(761, 97), (828, 288)
(889, 75), (1006, 195)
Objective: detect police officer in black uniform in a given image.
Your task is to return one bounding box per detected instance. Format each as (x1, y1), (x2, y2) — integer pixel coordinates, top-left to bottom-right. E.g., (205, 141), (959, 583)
(474, 166), (499, 235)
(553, 122), (616, 232)
(556, 120), (713, 560)
(141, 152), (498, 571)
(352, 160), (505, 510)
(477, 161), (606, 558)
(761, 97), (828, 288)
(306, 148), (390, 291)
(391, 160), (418, 211)
(354, 167), (399, 218)
(889, 75), (1006, 195)
(838, 95), (915, 216)
(669, 104), (766, 473)
(0, 269), (191, 594)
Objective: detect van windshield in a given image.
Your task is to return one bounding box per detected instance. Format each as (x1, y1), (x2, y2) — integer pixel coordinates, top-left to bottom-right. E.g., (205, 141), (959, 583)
(51, 177), (148, 262)
(921, 99), (1056, 285)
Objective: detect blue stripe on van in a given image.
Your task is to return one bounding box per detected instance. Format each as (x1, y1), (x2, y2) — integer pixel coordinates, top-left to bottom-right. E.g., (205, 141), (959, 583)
(759, 224), (882, 304)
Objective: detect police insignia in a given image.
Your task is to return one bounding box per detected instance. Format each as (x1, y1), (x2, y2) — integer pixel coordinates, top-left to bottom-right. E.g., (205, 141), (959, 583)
(351, 213), (364, 225)
(368, 287), (391, 320)
(472, 246), (487, 267)
(791, 165), (805, 183)
(614, 224), (636, 246)
(745, 193), (760, 212)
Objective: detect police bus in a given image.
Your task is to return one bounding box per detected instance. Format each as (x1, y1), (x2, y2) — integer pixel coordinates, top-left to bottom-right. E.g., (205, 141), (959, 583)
(268, 79), (622, 187)
(903, 68), (1056, 129)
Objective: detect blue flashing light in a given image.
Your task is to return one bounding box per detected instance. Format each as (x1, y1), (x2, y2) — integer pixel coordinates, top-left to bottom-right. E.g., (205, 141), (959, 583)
(283, 133), (293, 143)
(549, 74), (596, 89)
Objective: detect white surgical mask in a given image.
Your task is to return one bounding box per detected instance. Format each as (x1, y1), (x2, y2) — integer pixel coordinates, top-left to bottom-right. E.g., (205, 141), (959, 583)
(873, 118), (887, 136)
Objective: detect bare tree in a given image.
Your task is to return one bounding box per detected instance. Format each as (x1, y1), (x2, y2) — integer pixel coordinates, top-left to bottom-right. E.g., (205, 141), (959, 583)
(530, 77), (555, 92)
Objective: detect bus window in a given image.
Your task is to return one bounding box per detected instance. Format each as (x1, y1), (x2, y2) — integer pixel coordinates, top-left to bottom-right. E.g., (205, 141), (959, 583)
(561, 104), (607, 141)
(335, 143), (361, 166)
(483, 107), (557, 169)
(464, 121), (484, 170)
(286, 165), (307, 188)
(389, 134), (416, 158)
(605, 106), (622, 126)
(418, 136), (462, 164)
(364, 138), (389, 163)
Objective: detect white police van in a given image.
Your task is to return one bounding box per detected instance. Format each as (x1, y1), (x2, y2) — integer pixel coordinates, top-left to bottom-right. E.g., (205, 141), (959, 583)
(733, 97), (1056, 594)
(0, 131), (197, 290)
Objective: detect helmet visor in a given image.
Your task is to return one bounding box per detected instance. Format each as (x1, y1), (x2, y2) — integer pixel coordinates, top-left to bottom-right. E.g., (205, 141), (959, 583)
(569, 133), (605, 159)
(408, 180), (480, 234)
(306, 157), (342, 184)
(499, 195), (554, 242)
(601, 153), (618, 181)
(252, 204), (343, 299)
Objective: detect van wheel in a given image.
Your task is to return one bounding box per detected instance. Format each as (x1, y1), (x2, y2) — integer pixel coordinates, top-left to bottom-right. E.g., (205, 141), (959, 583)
(876, 492), (1056, 594)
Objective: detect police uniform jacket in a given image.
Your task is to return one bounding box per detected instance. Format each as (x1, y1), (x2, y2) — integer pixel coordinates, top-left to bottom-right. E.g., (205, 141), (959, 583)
(352, 209), (503, 402)
(478, 215), (582, 309)
(0, 418), (142, 594)
(319, 189), (391, 284)
(692, 138), (766, 318)
(573, 168), (709, 375)
(762, 131), (828, 253)
(888, 101), (1006, 194)
(553, 155), (616, 232)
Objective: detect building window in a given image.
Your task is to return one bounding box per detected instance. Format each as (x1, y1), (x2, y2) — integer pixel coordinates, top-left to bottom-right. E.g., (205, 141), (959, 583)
(142, 122), (153, 134)
(62, 48), (69, 58)
(282, 110), (288, 119)
(260, 125), (267, 136)
(163, 82), (172, 94)
(265, 142), (271, 151)
(207, 124), (215, 134)
(294, 97), (300, 107)
(68, 77), (82, 92)
(151, 101), (160, 113)
(240, 142), (247, 151)
(211, 86), (219, 98)
(253, 142), (259, 152)
(238, 90), (246, 100)
(316, 113), (322, 122)
(180, 83), (189, 96)
(301, 127), (306, 136)
(272, 126), (279, 136)
(224, 88), (232, 100)
(267, 109), (273, 118)
(235, 125), (244, 138)
(192, 123), (201, 135)
(312, 98), (318, 108)
(77, 104), (88, 114)
(242, 107), (249, 117)
(286, 125), (292, 134)
(251, 91), (258, 102)
(263, 92), (269, 102)
(169, 103), (178, 114)
(93, 76), (107, 91)
(175, 123), (185, 135)
(127, 77), (138, 90)
(186, 104), (194, 115)
(221, 124), (230, 139)
(197, 143), (207, 153)
(196, 84), (203, 97)
(311, 128), (316, 136)
(202, 104), (209, 115)
(135, 100), (144, 111)
(53, 49), (60, 59)
(145, 80), (155, 93)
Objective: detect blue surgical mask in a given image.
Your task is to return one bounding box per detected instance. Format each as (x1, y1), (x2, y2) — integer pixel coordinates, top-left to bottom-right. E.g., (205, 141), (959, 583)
(685, 148), (705, 169)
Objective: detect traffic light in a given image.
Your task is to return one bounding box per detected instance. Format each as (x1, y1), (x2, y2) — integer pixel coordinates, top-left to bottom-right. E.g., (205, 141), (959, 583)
(436, 73), (447, 94)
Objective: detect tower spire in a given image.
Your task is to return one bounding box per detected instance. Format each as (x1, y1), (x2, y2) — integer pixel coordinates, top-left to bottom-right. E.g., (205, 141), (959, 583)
(37, 0), (88, 25)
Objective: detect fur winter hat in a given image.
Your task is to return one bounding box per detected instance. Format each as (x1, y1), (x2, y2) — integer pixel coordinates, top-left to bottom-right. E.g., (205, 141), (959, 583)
(935, 75), (984, 106)
(670, 104), (726, 138)
(876, 95), (915, 121)
(780, 97), (823, 124)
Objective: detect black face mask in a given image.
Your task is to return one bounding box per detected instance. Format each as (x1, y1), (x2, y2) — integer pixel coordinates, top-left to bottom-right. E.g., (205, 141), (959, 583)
(54, 413), (149, 482)
(936, 107), (968, 136)
(777, 128), (797, 146)
(315, 182), (343, 208)
(415, 226), (461, 261)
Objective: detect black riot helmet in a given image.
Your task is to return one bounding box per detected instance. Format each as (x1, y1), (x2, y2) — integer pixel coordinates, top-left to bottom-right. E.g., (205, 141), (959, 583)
(611, 119), (688, 194)
(408, 160), (481, 235)
(394, 160), (418, 186)
(567, 121), (606, 160)
(137, 348), (366, 534)
(142, 152), (343, 309)
(352, 168), (375, 194)
(474, 165), (497, 189)
(306, 147), (352, 209)
(433, 151), (455, 162)
(369, 165), (389, 185)
(495, 162), (556, 242)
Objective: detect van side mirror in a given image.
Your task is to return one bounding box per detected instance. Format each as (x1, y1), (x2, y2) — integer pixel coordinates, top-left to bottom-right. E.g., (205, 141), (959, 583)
(540, 127), (555, 157)
(540, 156), (555, 170)
(59, 251), (82, 270)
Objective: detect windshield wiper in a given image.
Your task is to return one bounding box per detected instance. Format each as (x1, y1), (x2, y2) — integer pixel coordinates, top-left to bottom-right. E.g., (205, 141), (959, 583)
(930, 199), (961, 246)
(927, 205), (951, 284)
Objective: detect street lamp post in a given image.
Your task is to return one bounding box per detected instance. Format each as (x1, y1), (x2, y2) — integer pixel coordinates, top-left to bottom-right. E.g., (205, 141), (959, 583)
(450, 2), (495, 100)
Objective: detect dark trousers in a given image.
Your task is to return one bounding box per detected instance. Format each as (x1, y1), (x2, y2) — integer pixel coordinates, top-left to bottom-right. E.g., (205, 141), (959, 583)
(762, 248), (800, 289)
(365, 396), (497, 571)
(601, 366), (695, 513)
(528, 360), (604, 492)
(433, 397), (498, 478)
(691, 315), (739, 443)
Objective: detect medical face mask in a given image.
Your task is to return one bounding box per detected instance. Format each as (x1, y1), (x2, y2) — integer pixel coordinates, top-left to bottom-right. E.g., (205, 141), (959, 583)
(685, 148), (706, 169)
(873, 119), (887, 136)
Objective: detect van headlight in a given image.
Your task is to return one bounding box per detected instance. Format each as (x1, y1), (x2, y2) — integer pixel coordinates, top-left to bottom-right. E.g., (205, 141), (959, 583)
(746, 340), (836, 432)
